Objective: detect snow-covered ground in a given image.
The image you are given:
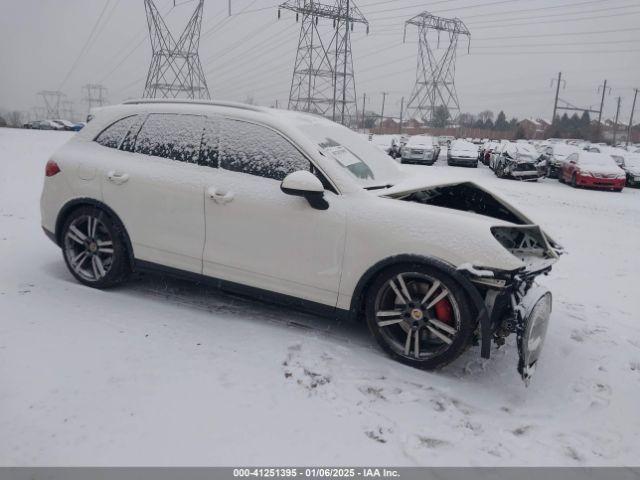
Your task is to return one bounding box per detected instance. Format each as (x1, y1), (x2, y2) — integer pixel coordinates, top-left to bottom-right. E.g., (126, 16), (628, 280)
(1, 129), (639, 466)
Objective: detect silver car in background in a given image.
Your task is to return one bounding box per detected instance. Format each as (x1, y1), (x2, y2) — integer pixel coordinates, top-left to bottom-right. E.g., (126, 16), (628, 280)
(401, 135), (438, 165)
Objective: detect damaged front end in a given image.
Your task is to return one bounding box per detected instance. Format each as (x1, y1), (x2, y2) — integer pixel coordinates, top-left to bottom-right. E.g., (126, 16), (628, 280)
(386, 181), (563, 384)
(458, 224), (560, 385)
(500, 152), (545, 181)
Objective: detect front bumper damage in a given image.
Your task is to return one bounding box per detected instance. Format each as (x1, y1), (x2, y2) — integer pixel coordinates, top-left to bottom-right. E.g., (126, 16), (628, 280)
(457, 225), (562, 385)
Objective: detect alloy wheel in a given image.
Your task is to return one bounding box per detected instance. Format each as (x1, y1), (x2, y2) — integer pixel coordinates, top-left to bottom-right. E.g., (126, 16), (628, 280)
(64, 214), (114, 282)
(373, 273), (461, 360)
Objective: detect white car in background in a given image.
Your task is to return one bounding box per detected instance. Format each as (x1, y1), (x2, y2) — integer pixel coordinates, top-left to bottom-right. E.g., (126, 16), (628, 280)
(400, 135), (438, 165)
(447, 139), (479, 167)
(40, 99), (562, 383)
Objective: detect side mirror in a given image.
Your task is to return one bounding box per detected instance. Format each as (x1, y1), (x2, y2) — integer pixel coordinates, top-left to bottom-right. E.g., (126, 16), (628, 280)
(281, 171), (329, 210)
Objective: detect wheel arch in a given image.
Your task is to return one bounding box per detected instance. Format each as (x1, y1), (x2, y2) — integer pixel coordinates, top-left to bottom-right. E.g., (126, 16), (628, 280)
(348, 254), (491, 356)
(55, 198), (135, 269)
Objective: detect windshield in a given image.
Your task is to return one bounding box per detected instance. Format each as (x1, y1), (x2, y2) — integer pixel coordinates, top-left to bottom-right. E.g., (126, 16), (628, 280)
(624, 155), (640, 168)
(553, 145), (578, 156)
(580, 153), (619, 167)
(296, 120), (403, 187)
(407, 136), (433, 146)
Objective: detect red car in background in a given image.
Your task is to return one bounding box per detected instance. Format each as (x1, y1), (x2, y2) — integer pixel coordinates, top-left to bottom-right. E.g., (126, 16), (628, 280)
(560, 151), (626, 192)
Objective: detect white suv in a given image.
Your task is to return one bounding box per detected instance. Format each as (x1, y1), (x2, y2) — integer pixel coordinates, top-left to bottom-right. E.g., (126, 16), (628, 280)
(40, 99), (561, 382)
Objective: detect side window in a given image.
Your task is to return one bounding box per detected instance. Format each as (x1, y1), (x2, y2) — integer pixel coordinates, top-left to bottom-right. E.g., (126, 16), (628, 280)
(134, 113), (205, 163)
(567, 153), (578, 163)
(199, 117), (219, 168)
(95, 115), (139, 149)
(218, 119), (310, 181)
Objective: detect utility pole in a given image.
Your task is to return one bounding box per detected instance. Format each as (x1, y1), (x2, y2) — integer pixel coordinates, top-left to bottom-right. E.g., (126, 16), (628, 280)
(627, 89), (637, 147)
(551, 72), (563, 124)
(399, 96), (405, 134)
(612, 96), (621, 145)
(597, 79), (610, 125)
(379, 91), (387, 132)
(361, 93), (366, 131)
(340, 0), (350, 125)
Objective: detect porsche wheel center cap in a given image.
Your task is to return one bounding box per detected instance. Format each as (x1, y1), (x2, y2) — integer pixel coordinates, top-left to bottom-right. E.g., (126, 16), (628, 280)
(410, 308), (424, 321)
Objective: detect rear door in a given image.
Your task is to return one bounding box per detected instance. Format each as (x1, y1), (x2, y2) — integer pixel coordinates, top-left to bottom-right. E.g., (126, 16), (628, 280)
(100, 112), (211, 273)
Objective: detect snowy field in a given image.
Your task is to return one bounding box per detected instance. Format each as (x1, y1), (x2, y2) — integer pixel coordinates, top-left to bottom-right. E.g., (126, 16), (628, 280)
(1, 129), (639, 466)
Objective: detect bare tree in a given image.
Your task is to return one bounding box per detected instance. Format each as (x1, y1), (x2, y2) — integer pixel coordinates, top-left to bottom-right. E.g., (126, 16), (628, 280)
(7, 111), (24, 127)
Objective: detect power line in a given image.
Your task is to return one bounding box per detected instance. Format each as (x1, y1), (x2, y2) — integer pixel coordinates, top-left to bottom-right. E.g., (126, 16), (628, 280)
(58, 0), (113, 90)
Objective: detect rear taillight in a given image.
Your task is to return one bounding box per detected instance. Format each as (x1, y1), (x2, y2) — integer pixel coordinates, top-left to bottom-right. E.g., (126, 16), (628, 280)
(45, 159), (61, 177)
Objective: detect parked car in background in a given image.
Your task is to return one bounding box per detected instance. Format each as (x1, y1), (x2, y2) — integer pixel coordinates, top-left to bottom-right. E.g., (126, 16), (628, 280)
(447, 139), (478, 167)
(39, 99), (562, 383)
(617, 153), (640, 187)
(54, 119), (84, 132)
(480, 140), (499, 166)
(438, 135), (454, 146)
(31, 120), (65, 130)
(489, 141), (511, 171)
(559, 151), (626, 191)
(493, 142), (544, 181)
(541, 143), (580, 179)
(587, 145), (628, 167)
(401, 135), (438, 165)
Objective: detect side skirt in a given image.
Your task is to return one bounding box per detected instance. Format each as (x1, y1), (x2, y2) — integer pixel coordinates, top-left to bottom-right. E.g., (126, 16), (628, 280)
(134, 260), (350, 322)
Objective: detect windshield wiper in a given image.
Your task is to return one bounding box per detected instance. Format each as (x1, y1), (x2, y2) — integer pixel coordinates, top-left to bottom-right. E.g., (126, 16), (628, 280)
(364, 184), (394, 191)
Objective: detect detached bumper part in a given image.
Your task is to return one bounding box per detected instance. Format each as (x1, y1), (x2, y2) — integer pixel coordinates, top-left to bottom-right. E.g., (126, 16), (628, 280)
(459, 264), (554, 385)
(514, 285), (552, 386)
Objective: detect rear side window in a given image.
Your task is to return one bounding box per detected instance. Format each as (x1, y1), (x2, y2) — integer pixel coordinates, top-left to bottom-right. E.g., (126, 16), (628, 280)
(218, 119), (310, 181)
(134, 113), (205, 163)
(95, 115), (139, 149)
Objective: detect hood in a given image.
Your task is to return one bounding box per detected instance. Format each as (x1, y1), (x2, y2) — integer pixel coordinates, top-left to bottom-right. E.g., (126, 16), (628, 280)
(378, 178), (561, 250)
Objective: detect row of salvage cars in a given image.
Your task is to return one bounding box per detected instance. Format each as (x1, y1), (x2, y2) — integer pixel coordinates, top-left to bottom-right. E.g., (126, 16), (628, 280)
(481, 140), (640, 191)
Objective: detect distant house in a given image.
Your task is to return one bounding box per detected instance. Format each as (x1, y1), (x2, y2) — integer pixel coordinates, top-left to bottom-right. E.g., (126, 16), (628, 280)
(517, 118), (549, 139)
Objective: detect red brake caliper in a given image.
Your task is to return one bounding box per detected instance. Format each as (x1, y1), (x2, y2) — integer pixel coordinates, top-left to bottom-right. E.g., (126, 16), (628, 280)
(434, 298), (454, 325)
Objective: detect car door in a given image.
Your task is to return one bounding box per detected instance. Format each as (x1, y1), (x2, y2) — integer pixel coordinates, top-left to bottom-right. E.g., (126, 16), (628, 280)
(201, 116), (346, 307)
(100, 112), (210, 273)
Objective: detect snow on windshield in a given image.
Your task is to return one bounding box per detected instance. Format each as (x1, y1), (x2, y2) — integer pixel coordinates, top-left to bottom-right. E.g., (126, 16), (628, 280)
(580, 153), (619, 167)
(295, 119), (402, 187)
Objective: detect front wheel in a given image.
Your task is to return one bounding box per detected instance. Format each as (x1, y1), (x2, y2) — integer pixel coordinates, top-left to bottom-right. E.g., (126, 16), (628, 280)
(365, 264), (475, 371)
(61, 206), (130, 288)
(571, 174), (578, 188)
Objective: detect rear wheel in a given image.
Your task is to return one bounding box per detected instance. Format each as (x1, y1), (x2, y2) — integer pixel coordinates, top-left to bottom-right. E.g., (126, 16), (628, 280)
(365, 264), (475, 370)
(571, 174), (578, 188)
(61, 206), (130, 288)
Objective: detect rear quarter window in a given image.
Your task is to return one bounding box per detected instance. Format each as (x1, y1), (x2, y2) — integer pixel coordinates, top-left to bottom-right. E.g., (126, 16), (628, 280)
(94, 115), (140, 149)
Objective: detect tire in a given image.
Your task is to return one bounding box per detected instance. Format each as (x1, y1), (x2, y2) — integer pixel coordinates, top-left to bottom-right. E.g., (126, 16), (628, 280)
(571, 174), (578, 188)
(61, 206), (130, 289)
(364, 263), (475, 371)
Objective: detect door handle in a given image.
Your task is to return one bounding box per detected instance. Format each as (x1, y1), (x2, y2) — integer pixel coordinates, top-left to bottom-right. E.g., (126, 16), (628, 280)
(107, 171), (130, 185)
(207, 186), (235, 205)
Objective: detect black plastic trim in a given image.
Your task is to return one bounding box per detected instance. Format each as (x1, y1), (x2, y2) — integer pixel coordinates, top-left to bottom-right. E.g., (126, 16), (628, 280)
(134, 260), (348, 321)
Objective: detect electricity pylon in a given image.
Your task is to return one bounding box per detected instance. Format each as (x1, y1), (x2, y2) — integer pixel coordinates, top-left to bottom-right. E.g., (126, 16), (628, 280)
(82, 84), (108, 115)
(38, 91), (66, 118)
(61, 100), (75, 120)
(143, 0), (210, 100)
(279, 0), (368, 126)
(403, 12), (470, 126)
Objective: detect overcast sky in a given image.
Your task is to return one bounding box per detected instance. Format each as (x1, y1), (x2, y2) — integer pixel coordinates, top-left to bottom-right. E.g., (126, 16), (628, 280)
(1, 0), (639, 122)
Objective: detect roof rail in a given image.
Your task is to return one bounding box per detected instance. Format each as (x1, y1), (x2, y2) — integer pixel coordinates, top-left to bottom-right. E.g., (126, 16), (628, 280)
(121, 98), (266, 113)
